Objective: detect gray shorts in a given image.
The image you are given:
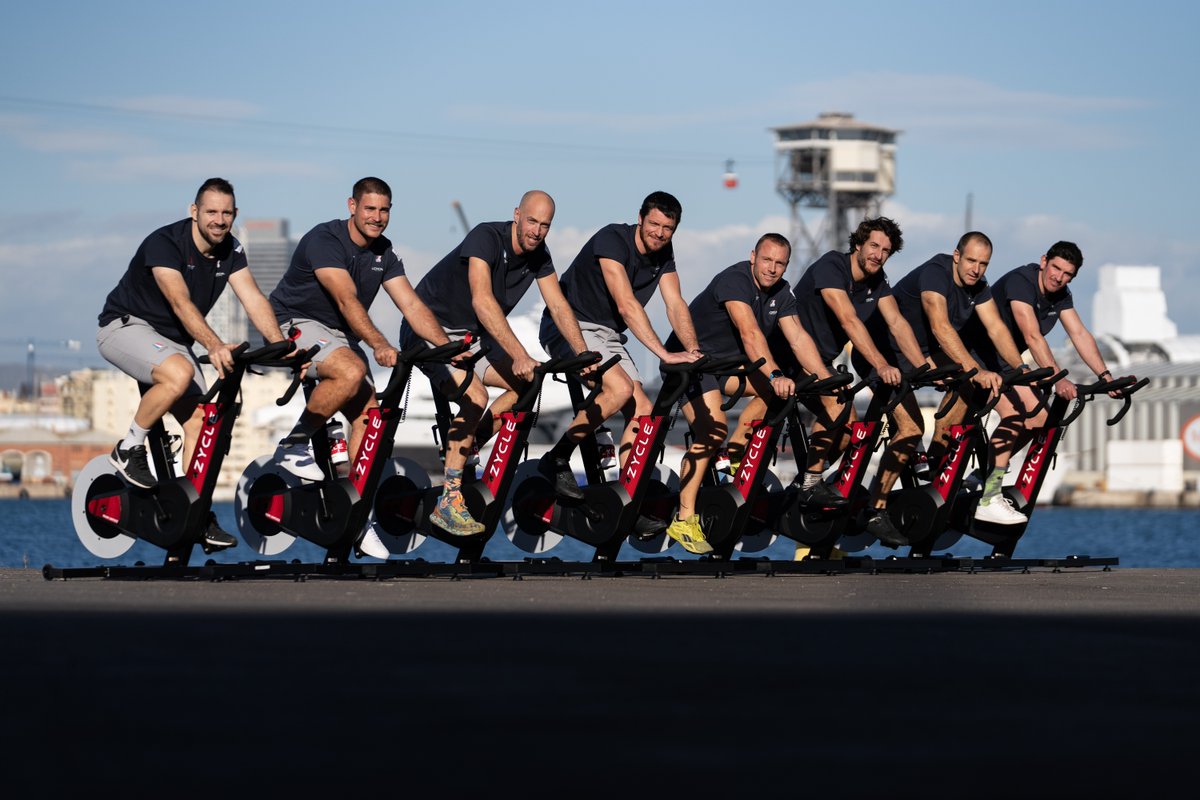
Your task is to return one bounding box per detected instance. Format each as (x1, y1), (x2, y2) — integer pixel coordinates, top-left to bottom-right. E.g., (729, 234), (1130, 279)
(540, 318), (640, 383)
(96, 315), (206, 395)
(400, 323), (505, 389)
(281, 318), (371, 383)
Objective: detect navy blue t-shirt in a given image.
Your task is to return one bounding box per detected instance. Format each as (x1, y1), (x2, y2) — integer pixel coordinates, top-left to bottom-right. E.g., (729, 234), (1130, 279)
(891, 253), (992, 356)
(666, 261), (797, 360)
(991, 263), (1074, 353)
(416, 221), (555, 332)
(98, 218), (248, 346)
(793, 250), (893, 362)
(269, 219), (405, 335)
(553, 223), (676, 333)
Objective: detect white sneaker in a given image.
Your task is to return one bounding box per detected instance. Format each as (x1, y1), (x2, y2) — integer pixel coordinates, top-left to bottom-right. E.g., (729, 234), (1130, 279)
(355, 526), (390, 559)
(974, 495), (1027, 525)
(274, 439), (324, 481)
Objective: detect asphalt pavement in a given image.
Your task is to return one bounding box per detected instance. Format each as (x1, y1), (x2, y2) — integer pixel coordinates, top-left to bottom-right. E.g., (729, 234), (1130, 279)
(4, 566), (1197, 797)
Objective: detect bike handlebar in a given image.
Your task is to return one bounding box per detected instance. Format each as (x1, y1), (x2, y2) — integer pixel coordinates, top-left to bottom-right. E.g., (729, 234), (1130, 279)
(511, 351), (603, 412)
(198, 341), (296, 403)
(1061, 375), (1148, 427)
(377, 339), (473, 407)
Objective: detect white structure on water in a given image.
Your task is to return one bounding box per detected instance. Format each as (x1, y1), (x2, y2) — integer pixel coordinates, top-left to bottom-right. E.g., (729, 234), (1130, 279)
(1053, 264), (1200, 492)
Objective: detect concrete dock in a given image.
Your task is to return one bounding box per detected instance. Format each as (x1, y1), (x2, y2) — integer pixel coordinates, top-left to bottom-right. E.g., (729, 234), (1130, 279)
(3, 566), (1198, 797)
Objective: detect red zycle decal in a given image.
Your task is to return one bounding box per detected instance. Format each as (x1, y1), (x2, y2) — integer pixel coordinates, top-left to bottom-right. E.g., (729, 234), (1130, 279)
(1016, 427), (1058, 500)
(734, 423), (774, 500)
(621, 415), (662, 494)
(351, 408), (386, 494)
(933, 424), (972, 501)
(484, 412), (526, 495)
(835, 421), (876, 493)
(187, 403), (221, 492)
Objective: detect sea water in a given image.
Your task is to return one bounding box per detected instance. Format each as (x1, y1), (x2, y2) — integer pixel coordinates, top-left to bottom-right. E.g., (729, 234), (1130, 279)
(1, 500), (1197, 570)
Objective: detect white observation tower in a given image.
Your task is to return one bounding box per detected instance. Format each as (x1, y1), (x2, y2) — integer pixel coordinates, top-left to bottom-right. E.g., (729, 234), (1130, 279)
(771, 112), (899, 266)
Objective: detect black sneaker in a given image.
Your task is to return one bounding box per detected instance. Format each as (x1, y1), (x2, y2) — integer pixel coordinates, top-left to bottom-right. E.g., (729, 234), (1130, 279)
(865, 509), (909, 549)
(633, 513), (668, 540)
(202, 512), (238, 552)
(794, 478), (849, 509)
(109, 442), (155, 489)
(538, 455), (584, 501)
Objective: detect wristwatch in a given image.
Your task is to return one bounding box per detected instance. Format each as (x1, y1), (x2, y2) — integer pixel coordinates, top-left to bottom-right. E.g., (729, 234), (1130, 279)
(768, 369), (784, 381)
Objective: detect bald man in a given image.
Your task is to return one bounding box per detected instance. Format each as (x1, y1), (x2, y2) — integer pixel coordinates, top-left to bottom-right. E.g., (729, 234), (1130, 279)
(402, 190), (591, 536)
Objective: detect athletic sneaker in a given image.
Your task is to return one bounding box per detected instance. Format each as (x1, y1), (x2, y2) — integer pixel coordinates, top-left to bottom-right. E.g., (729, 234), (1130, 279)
(666, 514), (713, 555)
(633, 513), (668, 540)
(274, 439), (324, 481)
(202, 512), (237, 551)
(429, 491), (485, 536)
(864, 509), (909, 549)
(109, 442), (155, 489)
(974, 495), (1028, 525)
(794, 478), (849, 509)
(538, 455), (584, 501)
(355, 526), (390, 559)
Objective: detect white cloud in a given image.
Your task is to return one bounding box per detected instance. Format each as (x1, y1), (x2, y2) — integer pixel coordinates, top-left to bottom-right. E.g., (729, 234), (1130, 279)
(69, 152), (332, 182)
(446, 105), (744, 135)
(775, 72), (1148, 150)
(112, 95), (262, 120)
(0, 113), (151, 154)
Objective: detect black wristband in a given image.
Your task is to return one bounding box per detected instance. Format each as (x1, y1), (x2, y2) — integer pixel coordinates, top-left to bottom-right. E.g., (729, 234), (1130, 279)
(1099, 369), (1112, 379)
(768, 369), (784, 381)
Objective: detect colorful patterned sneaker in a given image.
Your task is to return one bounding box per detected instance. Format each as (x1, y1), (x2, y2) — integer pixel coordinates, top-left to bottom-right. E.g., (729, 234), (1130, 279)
(666, 514), (713, 555)
(429, 492), (486, 536)
(974, 495), (1027, 526)
(202, 512), (238, 552)
(109, 442), (155, 489)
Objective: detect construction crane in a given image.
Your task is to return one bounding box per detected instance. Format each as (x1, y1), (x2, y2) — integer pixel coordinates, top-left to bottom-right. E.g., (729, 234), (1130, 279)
(451, 200), (470, 233)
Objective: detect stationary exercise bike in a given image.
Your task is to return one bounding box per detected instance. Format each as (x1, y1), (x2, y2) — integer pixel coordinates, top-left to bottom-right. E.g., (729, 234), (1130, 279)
(700, 369), (858, 561)
(773, 364), (962, 558)
(502, 355), (757, 562)
(884, 365), (1060, 557)
(951, 373), (1148, 557)
(71, 340), (300, 567)
(234, 339), (471, 564)
(367, 350), (602, 563)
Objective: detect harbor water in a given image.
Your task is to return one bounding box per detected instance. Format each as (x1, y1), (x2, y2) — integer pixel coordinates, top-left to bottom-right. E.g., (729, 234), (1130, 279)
(1, 499), (1197, 569)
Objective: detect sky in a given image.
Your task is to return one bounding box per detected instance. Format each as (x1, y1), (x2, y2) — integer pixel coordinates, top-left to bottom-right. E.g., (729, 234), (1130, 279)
(2, 0), (1198, 374)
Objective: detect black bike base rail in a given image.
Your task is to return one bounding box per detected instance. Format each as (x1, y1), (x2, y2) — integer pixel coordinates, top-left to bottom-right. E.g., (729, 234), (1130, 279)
(42, 552), (1117, 581)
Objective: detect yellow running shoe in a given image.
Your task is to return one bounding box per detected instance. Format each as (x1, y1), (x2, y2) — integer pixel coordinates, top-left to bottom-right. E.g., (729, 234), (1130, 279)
(666, 514), (713, 554)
